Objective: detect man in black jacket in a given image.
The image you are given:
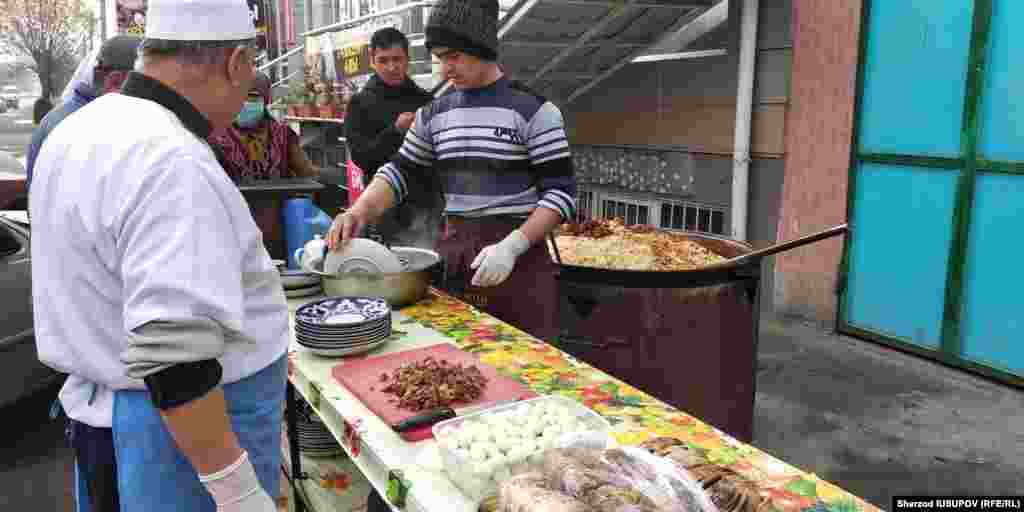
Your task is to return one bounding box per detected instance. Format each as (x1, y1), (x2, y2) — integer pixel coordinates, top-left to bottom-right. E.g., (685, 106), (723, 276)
(344, 27), (441, 248)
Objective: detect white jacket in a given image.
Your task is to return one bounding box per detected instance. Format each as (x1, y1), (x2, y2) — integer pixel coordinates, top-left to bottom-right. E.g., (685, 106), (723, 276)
(29, 82), (289, 428)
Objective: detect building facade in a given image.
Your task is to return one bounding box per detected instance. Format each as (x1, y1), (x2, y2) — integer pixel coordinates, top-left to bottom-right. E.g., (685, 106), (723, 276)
(284, 0), (1024, 384)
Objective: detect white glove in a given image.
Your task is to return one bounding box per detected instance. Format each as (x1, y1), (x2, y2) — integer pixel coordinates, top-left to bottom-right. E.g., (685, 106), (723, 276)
(199, 450), (277, 512)
(470, 229), (531, 287)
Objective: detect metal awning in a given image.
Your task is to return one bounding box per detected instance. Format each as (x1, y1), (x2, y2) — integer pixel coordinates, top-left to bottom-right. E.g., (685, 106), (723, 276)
(496, 0), (724, 105)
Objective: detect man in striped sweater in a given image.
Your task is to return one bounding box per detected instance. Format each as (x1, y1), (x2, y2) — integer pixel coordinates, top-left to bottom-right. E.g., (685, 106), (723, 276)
(328, 0), (576, 343)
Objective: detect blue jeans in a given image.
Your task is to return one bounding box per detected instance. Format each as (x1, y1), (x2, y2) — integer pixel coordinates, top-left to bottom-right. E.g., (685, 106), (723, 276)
(111, 355), (287, 511)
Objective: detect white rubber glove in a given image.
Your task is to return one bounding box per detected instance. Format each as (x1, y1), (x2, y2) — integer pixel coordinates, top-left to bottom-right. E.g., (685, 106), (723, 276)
(199, 450), (276, 512)
(470, 229), (531, 287)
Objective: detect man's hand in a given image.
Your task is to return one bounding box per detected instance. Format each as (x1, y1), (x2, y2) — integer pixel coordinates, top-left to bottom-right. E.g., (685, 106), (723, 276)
(199, 450), (277, 512)
(470, 230), (532, 287)
(394, 112), (415, 132)
(327, 177), (399, 251)
(327, 209), (368, 251)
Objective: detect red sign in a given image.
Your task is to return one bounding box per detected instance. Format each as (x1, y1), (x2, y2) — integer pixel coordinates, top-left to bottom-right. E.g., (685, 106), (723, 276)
(346, 160), (366, 205)
(116, 0), (147, 36)
(281, 0), (296, 46)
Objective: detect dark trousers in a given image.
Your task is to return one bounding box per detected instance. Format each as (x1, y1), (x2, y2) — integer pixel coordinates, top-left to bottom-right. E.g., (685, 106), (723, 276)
(68, 420), (120, 512)
(367, 488), (390, 511)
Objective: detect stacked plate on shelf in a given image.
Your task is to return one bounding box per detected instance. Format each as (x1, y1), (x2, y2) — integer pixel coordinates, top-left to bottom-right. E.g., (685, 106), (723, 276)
(281, 268), (322, 298)
(292, 399), (345, 457)
(293, 296), (392, 356)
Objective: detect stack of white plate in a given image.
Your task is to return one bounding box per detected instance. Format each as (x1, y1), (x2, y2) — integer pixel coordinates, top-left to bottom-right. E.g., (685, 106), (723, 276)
(294, 297), (392, 356)
(293, 400), (344, 457)
(281, 268), (322, 298)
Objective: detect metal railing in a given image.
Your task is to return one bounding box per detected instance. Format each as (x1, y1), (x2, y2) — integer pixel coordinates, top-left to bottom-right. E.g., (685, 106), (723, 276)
(301, 1), (435, 39)
(272, 69), (303, 89)
(258, 45), (306, 73)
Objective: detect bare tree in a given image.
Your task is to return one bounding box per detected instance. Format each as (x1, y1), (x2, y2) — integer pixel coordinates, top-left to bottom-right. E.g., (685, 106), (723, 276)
(0, 0), (96, 100)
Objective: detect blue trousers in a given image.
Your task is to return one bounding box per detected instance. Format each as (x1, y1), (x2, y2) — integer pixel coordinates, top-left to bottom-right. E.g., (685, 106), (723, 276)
(108, 355), (286, 511)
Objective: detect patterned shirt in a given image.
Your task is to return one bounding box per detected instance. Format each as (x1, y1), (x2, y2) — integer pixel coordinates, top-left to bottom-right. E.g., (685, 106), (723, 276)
(208, 118), (298, 182)
(377, 76), (577, 220)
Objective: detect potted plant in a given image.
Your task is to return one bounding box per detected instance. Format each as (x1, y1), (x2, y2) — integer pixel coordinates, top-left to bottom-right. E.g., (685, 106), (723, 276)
(333, 80), (354, 120)
(314, 82), (336, 119)
(268, 97), (287, 120)
(285, 81), (306, 117)
(293, 83), (315, 118)
(297, 94), (316, 118)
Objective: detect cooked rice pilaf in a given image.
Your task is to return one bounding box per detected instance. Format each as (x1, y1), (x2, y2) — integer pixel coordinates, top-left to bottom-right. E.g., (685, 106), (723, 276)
(550, 219), (726, 271)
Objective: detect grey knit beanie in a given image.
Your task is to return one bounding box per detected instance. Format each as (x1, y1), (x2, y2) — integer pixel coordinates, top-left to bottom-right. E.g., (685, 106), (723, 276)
(425, 0), (499, 61)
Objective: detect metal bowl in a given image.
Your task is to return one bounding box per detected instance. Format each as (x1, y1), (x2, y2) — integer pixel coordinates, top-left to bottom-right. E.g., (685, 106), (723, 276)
(301, 247), (441, 307)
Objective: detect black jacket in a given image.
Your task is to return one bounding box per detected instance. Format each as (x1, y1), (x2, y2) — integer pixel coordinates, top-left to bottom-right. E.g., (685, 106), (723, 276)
(346, 75), (433, 184)
(345, 74), (442, 247)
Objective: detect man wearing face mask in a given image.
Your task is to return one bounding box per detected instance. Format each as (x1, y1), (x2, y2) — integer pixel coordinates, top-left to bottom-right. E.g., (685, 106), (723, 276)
(30, 1), (288, 511)
(210, 72), (319, 184)
(209, 72), (319, 258)
(344, 27), (439, 248)
(25, 35), (142, 192)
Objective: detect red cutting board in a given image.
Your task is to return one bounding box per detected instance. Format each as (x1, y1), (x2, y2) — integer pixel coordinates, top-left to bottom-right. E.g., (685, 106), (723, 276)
(332, 343), (538, 442)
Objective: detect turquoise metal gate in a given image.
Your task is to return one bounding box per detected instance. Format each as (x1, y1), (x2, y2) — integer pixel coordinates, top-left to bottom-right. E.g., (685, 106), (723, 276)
(840, 0), (1024, 385)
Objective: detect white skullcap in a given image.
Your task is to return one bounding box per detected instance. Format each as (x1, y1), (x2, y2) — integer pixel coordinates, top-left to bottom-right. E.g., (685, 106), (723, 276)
(145, 0), (257, 41)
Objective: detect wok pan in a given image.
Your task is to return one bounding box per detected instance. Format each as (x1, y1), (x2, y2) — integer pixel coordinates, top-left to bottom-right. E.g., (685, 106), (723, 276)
(547, 223), (848, 289)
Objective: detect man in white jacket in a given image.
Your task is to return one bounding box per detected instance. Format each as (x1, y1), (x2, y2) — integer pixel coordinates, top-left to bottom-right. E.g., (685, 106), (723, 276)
(30, 1), (287, 511)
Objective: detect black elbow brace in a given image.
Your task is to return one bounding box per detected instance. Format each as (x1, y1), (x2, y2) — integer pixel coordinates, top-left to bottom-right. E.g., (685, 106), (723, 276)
(143, 359), (223, 410)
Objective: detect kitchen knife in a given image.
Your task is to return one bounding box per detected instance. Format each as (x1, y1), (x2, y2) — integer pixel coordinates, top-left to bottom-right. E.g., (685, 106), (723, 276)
(392, 399), (520, 433)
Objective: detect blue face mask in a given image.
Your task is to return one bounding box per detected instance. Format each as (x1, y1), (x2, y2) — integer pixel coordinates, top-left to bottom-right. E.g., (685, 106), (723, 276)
(236, 100), (265, 128)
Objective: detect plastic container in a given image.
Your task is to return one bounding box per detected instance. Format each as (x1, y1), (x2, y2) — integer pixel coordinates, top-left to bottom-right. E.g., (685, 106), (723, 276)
(432, 395), (612, 503)
(283, 198), (332, 269)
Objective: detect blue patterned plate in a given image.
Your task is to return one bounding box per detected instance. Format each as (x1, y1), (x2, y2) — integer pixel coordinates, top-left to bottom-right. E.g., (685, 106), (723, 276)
(299, 321), (393, 342)
(295, 297), (391, 327)
(295, 325), (391, 348)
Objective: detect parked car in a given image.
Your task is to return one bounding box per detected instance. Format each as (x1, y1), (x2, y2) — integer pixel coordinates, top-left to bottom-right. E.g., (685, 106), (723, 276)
(1, 85), (19, 110)
(0, 100), (6, 114)
(0, 214), (63, 408)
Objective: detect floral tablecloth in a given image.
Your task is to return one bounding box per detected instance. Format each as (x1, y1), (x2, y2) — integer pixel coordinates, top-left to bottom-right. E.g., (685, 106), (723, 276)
(280, 422), (373, 512)
(400, 290), (881, 512)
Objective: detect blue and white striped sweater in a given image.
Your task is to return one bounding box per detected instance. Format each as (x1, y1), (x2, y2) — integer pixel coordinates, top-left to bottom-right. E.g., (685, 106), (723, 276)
(376, 77), (577, 220)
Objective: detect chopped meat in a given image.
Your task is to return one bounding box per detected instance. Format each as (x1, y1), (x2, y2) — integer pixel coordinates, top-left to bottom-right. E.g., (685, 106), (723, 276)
(379, 356), (489, 411)
(561, 219), (615, 238)
(626, 224), (657, 234)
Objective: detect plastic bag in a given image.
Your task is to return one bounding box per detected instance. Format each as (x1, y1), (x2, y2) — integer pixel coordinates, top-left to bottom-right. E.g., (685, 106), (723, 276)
(497, 444), (720, 512)
(610, 446), (720, 512)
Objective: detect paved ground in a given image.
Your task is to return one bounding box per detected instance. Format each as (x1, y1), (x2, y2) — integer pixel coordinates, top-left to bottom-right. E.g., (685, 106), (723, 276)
(0, 381), (74, 511)
(756, 316), (1024, 508)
